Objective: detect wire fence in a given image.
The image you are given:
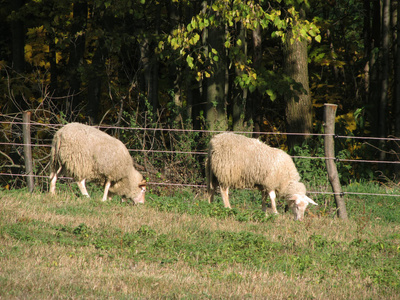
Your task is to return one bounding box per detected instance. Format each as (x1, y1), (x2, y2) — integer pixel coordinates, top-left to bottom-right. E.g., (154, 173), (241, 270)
(1, 119), (400, 198)
(3, 120), (400, 141)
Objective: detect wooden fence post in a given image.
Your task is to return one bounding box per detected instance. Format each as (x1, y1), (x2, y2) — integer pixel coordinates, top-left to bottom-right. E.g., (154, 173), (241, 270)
(324, 104), (348, 220)
(23, 111), (34, 192)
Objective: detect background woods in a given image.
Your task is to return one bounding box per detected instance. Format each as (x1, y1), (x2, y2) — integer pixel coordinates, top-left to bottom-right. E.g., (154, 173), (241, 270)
(2, 0), (400, 184)
(2, 2), (400, 298)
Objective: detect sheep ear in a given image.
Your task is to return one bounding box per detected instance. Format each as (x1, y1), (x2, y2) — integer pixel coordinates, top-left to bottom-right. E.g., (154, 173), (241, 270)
(289, 194), (318, 206)
(305, 196), (318, 206)
(138, 180), (147, 188)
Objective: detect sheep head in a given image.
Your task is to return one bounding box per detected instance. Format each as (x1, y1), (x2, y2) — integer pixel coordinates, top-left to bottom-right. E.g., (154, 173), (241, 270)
(288, 194), (318, 221)
(109, 173), (146, 204)
(132, 179), (146, 204)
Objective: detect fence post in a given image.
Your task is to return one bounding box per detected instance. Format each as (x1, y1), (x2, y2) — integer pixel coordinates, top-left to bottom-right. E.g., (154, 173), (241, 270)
(323, 104), (348, 220)
(23, 111), (34, 192)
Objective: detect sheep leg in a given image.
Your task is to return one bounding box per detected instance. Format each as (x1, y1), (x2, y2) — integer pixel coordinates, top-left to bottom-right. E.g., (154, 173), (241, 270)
(261, 190), (268, 214)
(208, 192), (214, 204)
(102, 180), (111, 202)
(207, 184), (215, 204)
(207, 168), (216, 204)
(220, 186), (231, 208)
(269, 190), (278, 214)
(77, 179), (90, 198)
(49, 173), (58, 194)
(49, 166), (62, 194)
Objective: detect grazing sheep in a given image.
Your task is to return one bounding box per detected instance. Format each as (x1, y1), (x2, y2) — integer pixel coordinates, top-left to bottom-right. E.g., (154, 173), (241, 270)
(49, 123), (146, 203)
(206, 132), (317, 220)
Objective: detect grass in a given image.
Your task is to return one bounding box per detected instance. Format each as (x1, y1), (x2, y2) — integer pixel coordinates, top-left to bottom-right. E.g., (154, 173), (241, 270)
(0, 183), (399, 299)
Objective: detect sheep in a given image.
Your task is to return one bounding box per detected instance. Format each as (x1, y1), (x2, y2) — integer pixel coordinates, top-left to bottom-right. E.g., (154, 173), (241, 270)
(49, 123), (146, 203)
(206, 132), (317, 220)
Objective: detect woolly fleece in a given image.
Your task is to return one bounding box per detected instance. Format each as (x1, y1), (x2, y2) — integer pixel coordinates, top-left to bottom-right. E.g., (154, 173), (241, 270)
(207, 132), (304, 198)
(50, 123), (144, 201)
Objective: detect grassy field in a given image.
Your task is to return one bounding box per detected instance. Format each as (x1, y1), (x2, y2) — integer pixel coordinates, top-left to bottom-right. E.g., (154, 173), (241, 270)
(0, 183), (399, 299)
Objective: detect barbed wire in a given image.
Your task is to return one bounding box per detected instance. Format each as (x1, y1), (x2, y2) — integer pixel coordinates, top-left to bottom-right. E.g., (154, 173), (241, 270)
(2, 120), (400, 142)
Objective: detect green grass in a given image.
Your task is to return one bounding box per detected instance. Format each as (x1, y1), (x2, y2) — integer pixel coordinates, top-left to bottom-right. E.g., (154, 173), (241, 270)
(0, 182), (399, 299)
(344, 181), (400, 223)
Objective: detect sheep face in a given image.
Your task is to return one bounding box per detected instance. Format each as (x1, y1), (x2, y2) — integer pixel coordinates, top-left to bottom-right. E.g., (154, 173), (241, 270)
(109, 169), (146, 204)
(288, 194), (318, 221)
(133, 180), (147, 204)
(110, 180), (146, 204)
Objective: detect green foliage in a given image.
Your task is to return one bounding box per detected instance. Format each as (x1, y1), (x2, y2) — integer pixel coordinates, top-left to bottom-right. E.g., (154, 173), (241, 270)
(292, 141), (328, 189)
(119, 105), (206, 187)
(291, 137), (353, 188)
(164, 0), (320, 87)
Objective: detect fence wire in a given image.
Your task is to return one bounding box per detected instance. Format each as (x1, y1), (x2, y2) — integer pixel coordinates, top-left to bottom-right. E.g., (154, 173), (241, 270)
(1, 120), (400, 199)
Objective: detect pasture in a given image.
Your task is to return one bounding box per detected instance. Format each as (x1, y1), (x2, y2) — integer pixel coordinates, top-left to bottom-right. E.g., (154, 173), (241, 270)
(0, 183), (399, 299)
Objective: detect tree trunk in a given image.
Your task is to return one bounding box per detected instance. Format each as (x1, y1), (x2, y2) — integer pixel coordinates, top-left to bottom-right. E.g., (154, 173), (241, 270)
(167, 1), (184, 126)
(233, 22), (249, 132)
(48, 34), (58, 99)
(250, 23), (262, 137)
(10, 0), (25, 73)
(395, 0), (400, 175)
(66, 1), (87, 112)
(186, 1), (205, 131)
(379, 0), (390, 161)
(283, 8), (312, 148)
(10, 0), (26, 112)
(368, 0), (381, 137)
(363, 0), (371, 104)
(140, 36), (159, 115)
(205, 14), (227, 131)
(396, 0), (400, 138)
(87, 40), (104, 124)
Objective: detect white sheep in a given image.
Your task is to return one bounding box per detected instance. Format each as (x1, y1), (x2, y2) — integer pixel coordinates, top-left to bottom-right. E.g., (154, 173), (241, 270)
(206, 132), (317, 220)
(49, 123), (146, 203)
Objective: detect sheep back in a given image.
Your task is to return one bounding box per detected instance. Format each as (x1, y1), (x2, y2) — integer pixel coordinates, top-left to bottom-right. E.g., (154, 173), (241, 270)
(207, 132), (301, 197)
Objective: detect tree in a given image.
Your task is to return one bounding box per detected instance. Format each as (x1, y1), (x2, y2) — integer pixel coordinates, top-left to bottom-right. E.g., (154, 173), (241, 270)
(283, 7), (312, 147)
(205, 12), (228, 131)
(396, 0), (400, 139)
(65, 1), (88, 115)
(9, 0), (27, 112)
(368, 0), (381, 137)
(232, 22), (249, 132)
(378, 0), (390, 161)
(167, 0), (320, 134)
